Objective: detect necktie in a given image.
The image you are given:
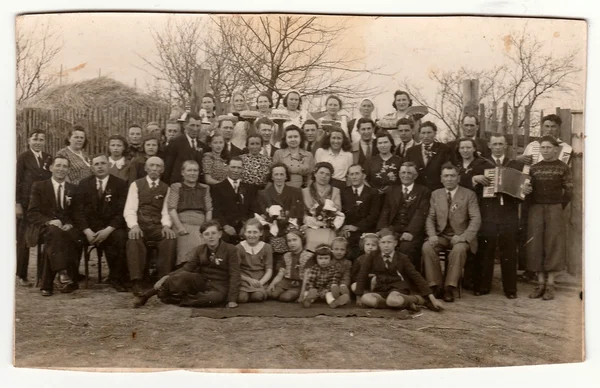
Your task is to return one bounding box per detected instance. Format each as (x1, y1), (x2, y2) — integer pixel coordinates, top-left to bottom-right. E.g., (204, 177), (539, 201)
(400, 143), (406, 157)
(447, 191), (452, 207)
(495, 158), (502, 166)
(232, 180), (239, 193)
(383, 254), (392, 268)
(424, 145), (431, 165)
(192, 139), (197, 150)
(35, 154), (41, 168)
(354, 187), (358, 197)
(366, 142), (372, 158)
(57, 184), (63, 209)
(403, 186), (409, 196)
(151, 181), (157, 189)
(97, 179), (103, 199)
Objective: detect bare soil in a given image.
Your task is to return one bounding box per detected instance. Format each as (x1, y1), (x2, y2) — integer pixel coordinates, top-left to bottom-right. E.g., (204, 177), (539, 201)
(14, 250), (584, 371)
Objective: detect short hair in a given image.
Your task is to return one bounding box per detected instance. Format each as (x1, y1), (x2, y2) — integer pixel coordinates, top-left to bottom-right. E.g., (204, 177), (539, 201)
(400, 161), (418, 171)
(357, 117), (375, 130)
(256, 91), (274, 109)
(166, 118), (180, 125)
(255, 117), (274, 129)
(325, 95), (343, 110)
(181, 160), (200, 172)
(461, 114), (480, 126)
(279, 125), (307, 149)
(441, 161), (460, 174)
(52, 155), (70, 167)
(377, 228), (398, 240)
(90, 154), (109, 163)
(302, 119), (319, 130)
(227, 156), (243, 166)
(314, 244), (333, 257)
(241, 218), (263, 236)
(282, 90), (302, 109)
(65, 125), (88, 148)
(185, 112), (202, 124)
(541, 114), (562, 127)
(267, 162), (291, 182)
(218, 117), (236, 128)
(420, 121), (438, 133)
(28, 129), (46, 139)
(392, 90), (413, 110)
(539, 135), (560, 147)
(489, 132), (505, 141)
(146, 121), (160, 129)
(201, 93), (217, 112)
(320, 128), (351, 152)
(200, 219), (222, 234)
(246, 131), (264, 147)
(375, 131), (396, 154)
(455, 137), (479, 162)
(107, 134), (128, 149)
(313, 162), (335, 179)
(397, 117), (414, 128)
(347, 163), (365, 174)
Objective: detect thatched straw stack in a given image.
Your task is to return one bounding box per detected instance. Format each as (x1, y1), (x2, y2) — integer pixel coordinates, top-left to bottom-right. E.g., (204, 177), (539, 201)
(19, 77), (168, 110)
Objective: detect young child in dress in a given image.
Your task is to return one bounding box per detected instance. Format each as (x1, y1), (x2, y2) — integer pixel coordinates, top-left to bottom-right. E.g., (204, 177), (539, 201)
(355, 229), (444, 312)
(267, 229), (313, 302)
(330, 237), (352, 297)
(301, 244), (350, 308)
(351, 233), (379, 294)
(236, 219), (273, 303)
(128, 135), (160, 184)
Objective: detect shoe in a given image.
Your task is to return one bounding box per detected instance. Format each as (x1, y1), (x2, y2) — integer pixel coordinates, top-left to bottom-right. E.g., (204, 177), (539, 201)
(329, 293), (350, 308)
(60, 282), (79, 294)
(443, 287), (455, 303)
(302, 289), (318, 308)
(330, 284), (341, 299)
(506, 293), (517, 299)
(528, 285), (545, 299)
(41, 290), (53, 297)
(542, 285), (555, 300)
(59, 271), (70, 284)
(133, 296), (149, 308)
(131, 281), (145, 297)
(108, 278), (128, 293)
(431, 285), (444, 299)
(18, 278), (32, 287)
(424, 300), (441, 312)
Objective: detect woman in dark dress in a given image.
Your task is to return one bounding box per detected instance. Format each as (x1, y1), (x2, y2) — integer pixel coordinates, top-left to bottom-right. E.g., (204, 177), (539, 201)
(455, 138), (494, 192)
(366, 132), (403, 194)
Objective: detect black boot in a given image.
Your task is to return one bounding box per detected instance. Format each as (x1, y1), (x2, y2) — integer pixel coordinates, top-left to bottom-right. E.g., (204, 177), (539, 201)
(133, 288), (158, 308)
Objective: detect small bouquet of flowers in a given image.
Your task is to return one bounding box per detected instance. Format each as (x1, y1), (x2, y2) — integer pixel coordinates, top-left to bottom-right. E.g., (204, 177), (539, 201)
(306, 199), (345, 230)
(254, 205), (298, 253)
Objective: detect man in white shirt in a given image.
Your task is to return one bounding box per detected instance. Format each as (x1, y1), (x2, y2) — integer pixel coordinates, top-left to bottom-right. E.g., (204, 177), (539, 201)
(124, 156), (177, 295)
(218, 116), (245, 157)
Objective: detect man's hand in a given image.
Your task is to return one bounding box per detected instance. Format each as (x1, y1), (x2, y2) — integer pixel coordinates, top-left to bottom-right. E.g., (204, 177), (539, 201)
(400, 232), (413, 242)
(154, 275), (170, 290)
(472, 175), (491, 186)
(516, 154), (533, 165)
(47, 219), (63, 228)
(450, 235), (464, 246)
(83, 229), (97, 244)
(61, 224), (73, 231)
(161, 226), (177, 239)
(128, 225), (143, 239)
(428, 236), (439, 247)
(223, 225), (236, 236)
(94, 227), (114, 244)
(227, 302), (238, 308)
(16, 204), (24, 219)
(522, 181), (533, 195)
(177, 227), (189, 236)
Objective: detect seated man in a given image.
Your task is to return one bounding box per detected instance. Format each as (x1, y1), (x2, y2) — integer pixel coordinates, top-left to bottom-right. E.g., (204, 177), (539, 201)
(27, 156), (83, 296)
(124, 156), (177, 295)
(340, 164), (380, 260)
(421, 163), (481, 302)
(377, 161), (430, 269)
(74, 154), (128, 291)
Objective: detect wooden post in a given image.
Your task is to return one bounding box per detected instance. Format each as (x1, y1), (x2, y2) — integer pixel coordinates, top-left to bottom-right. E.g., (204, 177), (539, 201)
(478, 103), (486, 137)
(490, 101), (498, 133)
(523, 104), (531, 147)
(191, 67), (211, 115)
(462, 79), (480, 117)
(501, 102), (508, 135)
(566, 110), (583, 277)
(556, 107), (572, 142)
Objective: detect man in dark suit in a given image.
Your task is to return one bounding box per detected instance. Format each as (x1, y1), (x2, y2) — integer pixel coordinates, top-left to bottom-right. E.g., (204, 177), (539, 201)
(27, 156), (84, 296)
(350, 118), (378, 169)
(421, 163), (481, 302)
(340, 164), (381, 260)
(257, 117), (279, 158)
(212, 157), (258, 244)
(73, 155), (128, 292)
(126, 124), (144, 161)
(471, 133), (532, 299)
(404, 121), (451, 191)
(219, 116), (245, 157)
(377, 161), (431, 269)
(16, 129), (53, 286)
(394, 118), (417, 159)
(446, 115), (491, 164)
(163, 113), (205, 184)
(302, 120), (321, 155)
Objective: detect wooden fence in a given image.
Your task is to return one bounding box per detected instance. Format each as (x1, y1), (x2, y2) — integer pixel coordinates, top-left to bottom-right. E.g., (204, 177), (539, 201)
(16, 107), (172, 156)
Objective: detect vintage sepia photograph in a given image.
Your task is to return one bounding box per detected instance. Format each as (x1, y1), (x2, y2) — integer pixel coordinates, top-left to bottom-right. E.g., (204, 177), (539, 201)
(11, 11), (586, 373)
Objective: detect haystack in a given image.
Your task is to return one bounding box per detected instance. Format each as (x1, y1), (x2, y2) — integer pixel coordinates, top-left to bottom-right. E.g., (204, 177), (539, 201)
(19, 77), (168, 110)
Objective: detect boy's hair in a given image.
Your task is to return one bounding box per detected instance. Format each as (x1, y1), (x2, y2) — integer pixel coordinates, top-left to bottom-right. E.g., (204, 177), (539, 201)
(376, 228), (398, 240)
(200, 220), (222, 234)
(314, 244), (333, 257)
(359, 233), (380, 251)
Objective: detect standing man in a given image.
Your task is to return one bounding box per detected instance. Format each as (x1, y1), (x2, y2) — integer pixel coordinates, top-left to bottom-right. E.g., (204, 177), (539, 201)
(124, 156), (177, 295)
(404, 121), (451, 191)
(302, 119), (321, 155)
(163, 119), (182, 146)
(74, 155), (129, 292)
(126, 124), (144, 161)
(340, 164), (381, 259)
(421, 163), (481, 302)
(394, 118), (417, 159)
(218, 116), (245, 157)
(377, 162), (431, 269)
(27, 156), (84, 296)
(447, 115), (491, 164)
(350, 118), (378, 168)
(212, 157), (258, 244)
(257, 117), (279, 158)
(16, 129), (53, 286)
(518, 114), (573, 171)
(163, 113), (205, 184)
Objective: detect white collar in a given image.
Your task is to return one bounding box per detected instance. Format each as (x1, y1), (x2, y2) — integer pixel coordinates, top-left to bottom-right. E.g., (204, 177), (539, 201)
(30, 149), (42, 158)
(185, 133), (196, 147)
(96, 175), (109, 185)
(240, 240), (265, 255)
(446, 186), (459, 198)
(493, 155), (506, 164)
(51, 178), (65, 189)
(227, 177), (240, 186)
(146, 175), (160, 187)
(352, 184), (365, 195)
(328, 148), (342, 156)
(402, 183), (414, 192)
(109, 156), (125, 169)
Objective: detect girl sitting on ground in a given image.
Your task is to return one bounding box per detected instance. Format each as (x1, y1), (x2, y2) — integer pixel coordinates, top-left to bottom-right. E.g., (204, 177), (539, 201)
(236, 219), (273, 303)
(267, 229), (313, 303)
(355, 229), (445, 312)
(301, 244), (350, 308)
(330, 237), (352, 297)
(351, 233), (380, 294)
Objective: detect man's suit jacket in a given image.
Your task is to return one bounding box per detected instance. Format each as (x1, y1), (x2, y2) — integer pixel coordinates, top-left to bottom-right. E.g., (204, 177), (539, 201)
(341, 185), (380, 233)
(16, 150), (53, 209)
(212, 179), (258, 231)
(425, 186), (481, 253)
(447, 137), (491, 164)
(73, 174), (127, 232)
(351, 140), (379, 167)
(404, 142), (451, 191)
(261, 143), (280, 158)
(163, 134), (204, 184)
(27, 179), (79, 243)
(377, 183), (431, 237)
(226, 142), (246, 158)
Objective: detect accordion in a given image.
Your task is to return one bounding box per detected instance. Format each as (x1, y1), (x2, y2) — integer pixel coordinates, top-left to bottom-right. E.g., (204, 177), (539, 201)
(483, 166), (531, 200)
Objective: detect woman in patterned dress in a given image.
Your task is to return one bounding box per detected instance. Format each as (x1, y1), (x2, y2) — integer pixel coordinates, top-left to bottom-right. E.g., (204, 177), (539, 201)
(202, 132), (230, 185)
(240, 133), (271, 191)
(366, 132), (403, 194)
(56, 125), (92, 185)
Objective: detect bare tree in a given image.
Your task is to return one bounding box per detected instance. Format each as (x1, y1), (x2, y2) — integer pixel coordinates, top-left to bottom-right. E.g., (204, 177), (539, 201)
(213, 15), (383, 107)
(16, 18), (62, 104)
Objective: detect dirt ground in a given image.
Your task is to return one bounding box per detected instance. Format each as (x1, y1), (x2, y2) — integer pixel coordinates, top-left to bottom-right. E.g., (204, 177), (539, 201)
(13, 250), (584, 371)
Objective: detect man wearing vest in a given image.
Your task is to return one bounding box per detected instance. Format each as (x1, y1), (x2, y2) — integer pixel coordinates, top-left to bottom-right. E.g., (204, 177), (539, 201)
(124, 156), (177, 295)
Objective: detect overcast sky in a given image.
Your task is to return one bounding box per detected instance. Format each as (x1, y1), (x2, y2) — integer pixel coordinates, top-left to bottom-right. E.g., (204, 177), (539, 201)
(16, 13), (587, 121)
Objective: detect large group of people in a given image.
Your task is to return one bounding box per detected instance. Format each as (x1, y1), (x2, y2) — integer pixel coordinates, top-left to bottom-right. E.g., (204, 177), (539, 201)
(15, 90), (574, 312)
